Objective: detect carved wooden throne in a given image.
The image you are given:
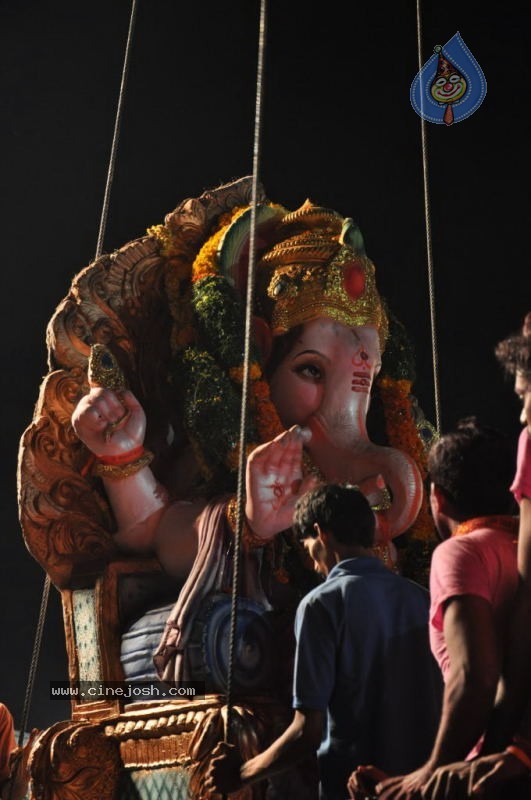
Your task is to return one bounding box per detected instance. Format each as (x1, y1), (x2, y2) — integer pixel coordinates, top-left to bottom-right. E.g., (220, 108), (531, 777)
(17, 177), (285, 800)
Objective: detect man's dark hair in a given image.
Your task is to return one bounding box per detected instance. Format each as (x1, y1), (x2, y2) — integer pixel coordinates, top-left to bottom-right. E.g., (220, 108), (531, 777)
(428, 417), (516, 519)
(293, 483), (375, 547)
(495, 313), (531, 381)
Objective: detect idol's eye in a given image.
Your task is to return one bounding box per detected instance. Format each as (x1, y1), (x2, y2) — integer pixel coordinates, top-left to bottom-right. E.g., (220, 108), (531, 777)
(294, 363), (323, 381)
(435, 77), (446, 87)
(449, 74), (460, 83)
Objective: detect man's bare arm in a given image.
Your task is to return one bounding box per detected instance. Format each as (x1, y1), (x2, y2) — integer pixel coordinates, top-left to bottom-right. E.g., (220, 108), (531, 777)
(204, 709), (323, 795)
(377, 594), (499, 800)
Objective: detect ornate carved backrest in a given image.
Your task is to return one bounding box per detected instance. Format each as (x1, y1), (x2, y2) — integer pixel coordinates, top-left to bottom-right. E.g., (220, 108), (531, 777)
(18, 177), (261, 591)
(17, 179), (263, 726)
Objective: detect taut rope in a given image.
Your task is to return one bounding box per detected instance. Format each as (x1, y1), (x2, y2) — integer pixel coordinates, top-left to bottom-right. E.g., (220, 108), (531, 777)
(13, 1), (139, 781)
(16, 575), (50, 751)
(225, 0), (268, 744)
(7, 574), (50, 800)
(95, 0), (139, 259)
(416, 0), (442, 434)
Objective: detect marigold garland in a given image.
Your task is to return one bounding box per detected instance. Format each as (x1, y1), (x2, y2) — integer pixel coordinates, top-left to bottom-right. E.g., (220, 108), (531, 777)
(171, 347), (257, 484)
(191, 207), (248, 284)
(378, 378), (427, 475)
(230, 364), (262, 383)
(147, 223), (174, 256)
(251, 380), (284, 443)
(378, 376), (435, 541)
(150, 201), (437, 554)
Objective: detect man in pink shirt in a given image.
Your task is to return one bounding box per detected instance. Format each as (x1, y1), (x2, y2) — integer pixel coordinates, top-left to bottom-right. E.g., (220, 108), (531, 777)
(387, 314), (531, 798)
(349, 418), (518, 799)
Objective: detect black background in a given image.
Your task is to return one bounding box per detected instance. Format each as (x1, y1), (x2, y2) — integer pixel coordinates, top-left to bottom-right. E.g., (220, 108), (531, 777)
(1, 0), (529, 730)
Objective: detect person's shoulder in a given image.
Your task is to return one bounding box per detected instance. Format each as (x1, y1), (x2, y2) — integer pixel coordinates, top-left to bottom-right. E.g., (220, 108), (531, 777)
(395, 572), (430, 592)
(342, 563), (430, 605)
(296, 573), (350, 617)
(297, 579), (329, 609)
(388, 572), (430, 604)
(432, 527), (514, 565)
(431, 533), (481, 562)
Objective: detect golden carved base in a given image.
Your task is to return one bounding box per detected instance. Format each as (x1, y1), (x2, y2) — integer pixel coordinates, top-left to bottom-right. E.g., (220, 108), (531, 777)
(27, 696), (306, 800)
(29, 720), (121, 800)
(119, 733), (193, 769)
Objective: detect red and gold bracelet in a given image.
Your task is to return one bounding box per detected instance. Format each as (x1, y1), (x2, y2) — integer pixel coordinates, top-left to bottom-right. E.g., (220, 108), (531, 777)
(96, 445), (145, 465)
(93, 447), (154, 480)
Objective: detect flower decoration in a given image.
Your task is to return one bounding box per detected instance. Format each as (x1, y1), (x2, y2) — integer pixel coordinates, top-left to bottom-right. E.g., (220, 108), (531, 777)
(150, 204), (438, 551)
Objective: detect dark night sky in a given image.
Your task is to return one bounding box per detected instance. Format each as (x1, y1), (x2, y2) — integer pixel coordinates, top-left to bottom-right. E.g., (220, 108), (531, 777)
(1, 1), (529, 730)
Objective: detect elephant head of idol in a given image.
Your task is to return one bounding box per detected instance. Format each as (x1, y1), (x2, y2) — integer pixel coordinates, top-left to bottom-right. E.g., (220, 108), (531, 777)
(218, 200), (423, 541)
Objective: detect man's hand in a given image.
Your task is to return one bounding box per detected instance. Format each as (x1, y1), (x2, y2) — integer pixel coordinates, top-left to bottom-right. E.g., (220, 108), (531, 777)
(203, 742), (244, 796)
(418, 752), (529, 799)
(347, 765), (388, 798)
(467, 751), (529, 797)
(246, 426), (319, 539)
(374, 763), (435, 799)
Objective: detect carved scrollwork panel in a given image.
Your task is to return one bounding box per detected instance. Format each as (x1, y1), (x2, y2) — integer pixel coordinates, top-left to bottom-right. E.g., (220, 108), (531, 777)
(29, 721), (121, 800)
(19, 368), (115, 587)
(164, 176), (266, 258)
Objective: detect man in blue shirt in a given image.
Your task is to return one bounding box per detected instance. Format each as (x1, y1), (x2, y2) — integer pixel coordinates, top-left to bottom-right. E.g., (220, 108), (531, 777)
(205, 484), (442, 799)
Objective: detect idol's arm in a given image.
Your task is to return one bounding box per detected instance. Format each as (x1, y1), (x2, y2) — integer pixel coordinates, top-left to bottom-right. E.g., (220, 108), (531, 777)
(72, 387), (201, 577)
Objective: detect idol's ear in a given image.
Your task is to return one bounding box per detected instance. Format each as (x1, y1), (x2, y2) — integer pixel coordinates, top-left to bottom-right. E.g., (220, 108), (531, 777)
(339, 218), (366, 257)
(217, 204), (285, 295)
(252, 316), (273, 364)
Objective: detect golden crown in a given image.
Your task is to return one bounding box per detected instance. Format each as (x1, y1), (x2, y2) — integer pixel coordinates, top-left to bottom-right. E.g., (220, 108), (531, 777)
(212, 198), (388, 351)
(259, 201), (388, 349)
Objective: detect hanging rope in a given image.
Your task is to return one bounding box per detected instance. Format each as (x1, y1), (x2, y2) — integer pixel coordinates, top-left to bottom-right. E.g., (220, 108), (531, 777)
(6, 574), (51, 800)
(95, 0), (139, 259)
(416, 0), (442, 434)
(16, 575), (50, 748)
(10, 5), (139, 788)
(16, 574), (51, 749)
(225, 0), (268, 744)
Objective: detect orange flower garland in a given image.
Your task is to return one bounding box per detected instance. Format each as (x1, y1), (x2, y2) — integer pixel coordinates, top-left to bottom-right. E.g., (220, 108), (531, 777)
(224, 377), (285, 470)
(251, 380), (285, 443)
(191, 207), (248, 284)
(152, 202), (435, 550)
(378, 376), (436, 541)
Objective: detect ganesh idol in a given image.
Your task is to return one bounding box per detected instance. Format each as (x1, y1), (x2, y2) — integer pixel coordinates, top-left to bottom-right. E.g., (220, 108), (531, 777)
(19, 177), (435, 799)
(71, 178), (430, 677)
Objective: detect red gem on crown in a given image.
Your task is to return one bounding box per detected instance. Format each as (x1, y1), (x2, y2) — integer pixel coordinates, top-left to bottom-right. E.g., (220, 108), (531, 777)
(343, 261), (365, 300)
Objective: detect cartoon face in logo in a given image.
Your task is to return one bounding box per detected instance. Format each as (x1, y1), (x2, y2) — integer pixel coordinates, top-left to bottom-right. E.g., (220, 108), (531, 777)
(410, 34), (487, 126)
(430, 71), (467, 104)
